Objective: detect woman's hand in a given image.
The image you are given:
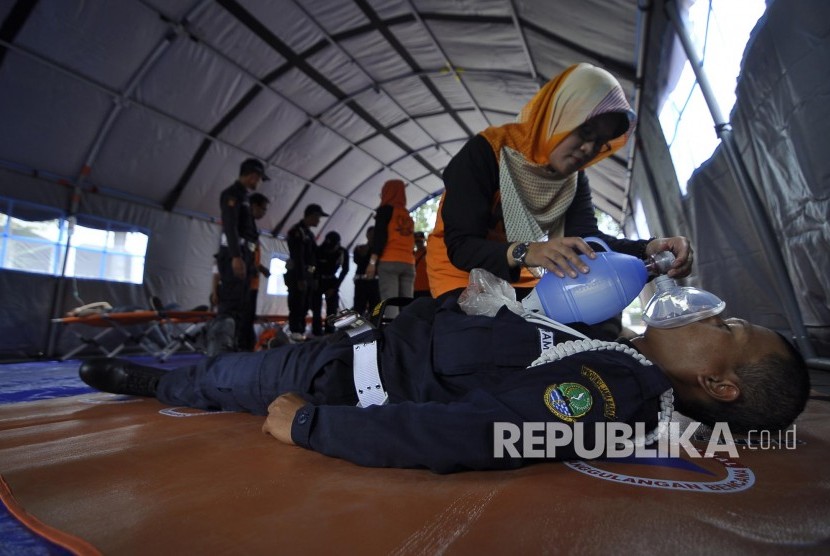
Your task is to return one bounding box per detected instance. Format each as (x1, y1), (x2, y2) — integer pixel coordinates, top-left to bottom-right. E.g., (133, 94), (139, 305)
(261, 393), (306, 444)
(520, 237), (597, 278)
(645, 237), (694, 278)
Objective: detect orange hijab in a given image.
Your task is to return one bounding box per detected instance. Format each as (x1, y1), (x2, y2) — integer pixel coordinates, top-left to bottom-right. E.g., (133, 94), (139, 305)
(480, 63), (636, 166)
(380, 179), (407, 208)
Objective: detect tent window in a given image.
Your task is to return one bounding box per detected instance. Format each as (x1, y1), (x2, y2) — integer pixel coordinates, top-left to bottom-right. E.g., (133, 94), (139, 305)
(658, 0), (766, 193)
(266, 255), (288, 296)
(0, 197), (148, 284)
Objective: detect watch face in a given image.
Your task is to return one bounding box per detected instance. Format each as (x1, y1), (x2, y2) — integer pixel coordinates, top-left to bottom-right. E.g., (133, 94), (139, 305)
(512, 242), (528, 262)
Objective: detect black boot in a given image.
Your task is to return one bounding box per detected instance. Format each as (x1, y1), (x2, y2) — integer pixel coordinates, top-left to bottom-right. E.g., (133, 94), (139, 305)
(79, 357), (166, 397)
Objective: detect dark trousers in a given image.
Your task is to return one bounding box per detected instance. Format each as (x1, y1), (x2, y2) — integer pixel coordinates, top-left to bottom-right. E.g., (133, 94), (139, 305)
(311, 278), (340, 335)
(237, 288), (259, 351)
(157, 333), (357, 415)
(353, 278), (380, 316)
(215, 246), (255, 350)
(285, 271), (311, 334)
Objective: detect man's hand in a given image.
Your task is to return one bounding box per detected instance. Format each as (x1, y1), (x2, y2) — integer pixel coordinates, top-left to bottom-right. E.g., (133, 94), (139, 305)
(262, 393), (306, 444)
(232, 256), (246, 279)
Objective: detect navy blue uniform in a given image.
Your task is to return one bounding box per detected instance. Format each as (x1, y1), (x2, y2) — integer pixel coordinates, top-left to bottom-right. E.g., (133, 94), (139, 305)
(311, 244), (349, 335)
(158, 297), (670, 473)
(284, 221), (317, 334)
(216, 181), (259, 349)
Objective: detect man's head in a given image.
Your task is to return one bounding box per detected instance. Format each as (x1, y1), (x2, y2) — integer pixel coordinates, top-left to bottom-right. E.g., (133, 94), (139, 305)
(323, 231), (341, 248)
(249, 193), (269, 220)
(239, 158), (270, 190)
(634, 316), (810, 434)
(303, 203), (329, 227)
(366, 226), (374, 242)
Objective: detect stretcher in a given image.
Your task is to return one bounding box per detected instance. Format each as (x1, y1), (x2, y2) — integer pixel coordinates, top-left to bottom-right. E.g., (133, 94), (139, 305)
(53, 311), (290, 361)
(52, 310), (217, 361)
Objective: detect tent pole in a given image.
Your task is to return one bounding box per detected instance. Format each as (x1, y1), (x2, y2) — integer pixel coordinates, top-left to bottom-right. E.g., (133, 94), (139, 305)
(45, 186), (81, 358)
(664, 0), (826, 368)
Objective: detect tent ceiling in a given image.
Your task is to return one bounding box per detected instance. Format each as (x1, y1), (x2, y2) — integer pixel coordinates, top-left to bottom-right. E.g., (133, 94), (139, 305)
(0, 0), (644, 246)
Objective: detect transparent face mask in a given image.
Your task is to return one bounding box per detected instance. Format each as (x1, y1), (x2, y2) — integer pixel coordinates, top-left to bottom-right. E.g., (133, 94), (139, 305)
(642, 275), (726, 329)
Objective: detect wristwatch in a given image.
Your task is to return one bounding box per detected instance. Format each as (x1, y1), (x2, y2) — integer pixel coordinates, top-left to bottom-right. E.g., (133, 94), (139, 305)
(511, 242), (531, 267)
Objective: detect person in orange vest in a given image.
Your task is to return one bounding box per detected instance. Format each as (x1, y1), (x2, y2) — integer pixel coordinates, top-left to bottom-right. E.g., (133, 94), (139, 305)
(413, 231), (430, 298)
(426, 63), (694, 303)
(365, 179), (415, 318)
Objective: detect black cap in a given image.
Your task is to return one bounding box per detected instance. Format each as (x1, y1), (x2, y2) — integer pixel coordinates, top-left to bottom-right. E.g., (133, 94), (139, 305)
(240, 158), (270, 181)
(304, 203), (329, 217)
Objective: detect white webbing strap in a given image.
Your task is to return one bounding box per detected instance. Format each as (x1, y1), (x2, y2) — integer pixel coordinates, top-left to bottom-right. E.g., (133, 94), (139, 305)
(351, 340), (388, 407)
(342, 319), (388, 408)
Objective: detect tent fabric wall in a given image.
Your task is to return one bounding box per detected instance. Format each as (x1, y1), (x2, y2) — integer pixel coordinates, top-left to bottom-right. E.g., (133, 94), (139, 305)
(0, 163), (336, 359)
(0, 167), (294, 359)
(682, 0), (830, 355)
(1, 0), (828, 360)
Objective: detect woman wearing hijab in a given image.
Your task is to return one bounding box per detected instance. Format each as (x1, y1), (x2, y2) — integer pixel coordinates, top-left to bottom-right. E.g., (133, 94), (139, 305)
(427, 63), (693, 300)
(366, 179), (416, 317)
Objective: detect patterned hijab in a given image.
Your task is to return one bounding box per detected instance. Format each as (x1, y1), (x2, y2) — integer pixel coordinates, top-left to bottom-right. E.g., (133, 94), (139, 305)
(480, 63), (636, 243)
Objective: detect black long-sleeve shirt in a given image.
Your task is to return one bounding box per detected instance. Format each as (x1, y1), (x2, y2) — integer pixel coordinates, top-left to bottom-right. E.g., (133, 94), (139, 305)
(286, 221), (317, 278)
(441, 135), (649, 284)
(219, 181), (258, 258)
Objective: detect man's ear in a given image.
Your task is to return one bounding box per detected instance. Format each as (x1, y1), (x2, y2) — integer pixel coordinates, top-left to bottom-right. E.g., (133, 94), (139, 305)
(698, 373), (740, 402)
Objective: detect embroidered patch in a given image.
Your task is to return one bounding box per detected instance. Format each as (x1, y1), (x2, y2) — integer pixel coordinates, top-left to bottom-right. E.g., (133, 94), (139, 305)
(544, 382), (593, 422)
(538, 327), (555, 351)
(580, 366), (617, 419)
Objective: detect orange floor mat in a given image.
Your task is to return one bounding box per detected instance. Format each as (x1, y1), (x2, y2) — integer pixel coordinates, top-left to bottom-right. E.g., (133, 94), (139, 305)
(1, 392), (829, 554)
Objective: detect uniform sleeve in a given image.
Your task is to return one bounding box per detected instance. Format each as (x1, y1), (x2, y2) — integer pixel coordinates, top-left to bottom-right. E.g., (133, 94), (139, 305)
(220, 189), (242, 258)
(337, 247), (350, 285)
(442, 135), (520, 283)
(564, 172), (649, 259)
(291, 395), (527, 473)
(290, 352), (668, 473)
(371, 206), (392, 257)
(287, 227), (305, 272)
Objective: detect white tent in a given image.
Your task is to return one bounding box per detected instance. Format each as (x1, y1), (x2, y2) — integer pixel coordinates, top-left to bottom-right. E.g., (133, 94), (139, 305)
(0, 0), (827, 367)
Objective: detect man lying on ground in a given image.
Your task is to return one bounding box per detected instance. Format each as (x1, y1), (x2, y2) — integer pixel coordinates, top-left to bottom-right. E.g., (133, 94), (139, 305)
(79, 296), (809, 473)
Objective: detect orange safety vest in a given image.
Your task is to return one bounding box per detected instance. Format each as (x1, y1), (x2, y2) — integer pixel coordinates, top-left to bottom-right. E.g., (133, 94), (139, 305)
(380, 205), (415, 265)
(426, 193), (539, 297)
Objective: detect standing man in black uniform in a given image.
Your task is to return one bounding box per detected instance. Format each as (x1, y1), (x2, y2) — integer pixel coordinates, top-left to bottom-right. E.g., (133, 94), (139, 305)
(209, 158), (270, 354)
(311, 231), (350, 336)
(283, 204), (329, 342)
(80, 297), (807, 473)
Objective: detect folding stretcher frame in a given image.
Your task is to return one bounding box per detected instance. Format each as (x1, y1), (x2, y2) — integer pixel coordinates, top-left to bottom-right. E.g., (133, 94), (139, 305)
(52, 310), (216, 361)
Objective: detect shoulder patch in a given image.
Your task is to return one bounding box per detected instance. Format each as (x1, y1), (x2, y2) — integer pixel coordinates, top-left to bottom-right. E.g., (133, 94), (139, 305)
(544, 382), (592, 422)
(538, 327), (555, 351)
